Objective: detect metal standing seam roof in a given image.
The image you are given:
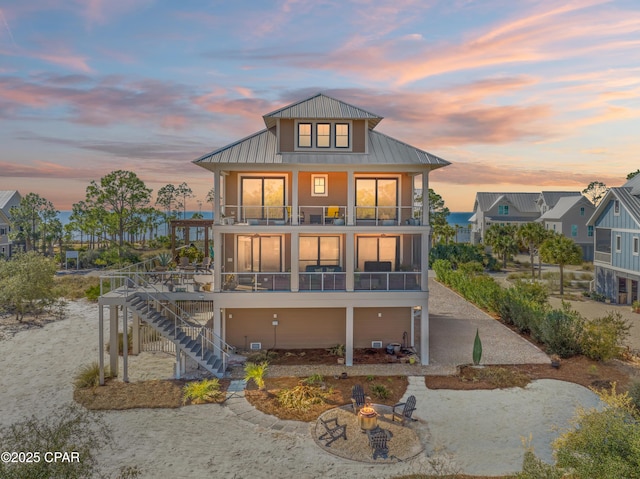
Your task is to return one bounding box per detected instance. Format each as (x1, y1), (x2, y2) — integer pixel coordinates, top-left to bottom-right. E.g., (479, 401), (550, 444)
(475, 192), (540, 213)
(194, 128), (449, 168)
(262, 93), (383, 129)
(537, 195), (589, 221)
(539, 191), (581, 209)
(0, 190), (19, 211)
(613, 187), (640, 226)
(623, 173), (640, 195)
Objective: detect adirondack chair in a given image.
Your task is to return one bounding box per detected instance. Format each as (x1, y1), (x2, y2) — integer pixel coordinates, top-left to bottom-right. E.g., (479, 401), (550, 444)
(367, 427), (390, 460)
(318, 416), (347, 447)
(392, 395), (417, 425)
(351, 384), (366, 414)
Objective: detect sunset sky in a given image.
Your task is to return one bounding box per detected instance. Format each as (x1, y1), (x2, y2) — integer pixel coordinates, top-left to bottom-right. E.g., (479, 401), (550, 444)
(1, 0), (638, 212)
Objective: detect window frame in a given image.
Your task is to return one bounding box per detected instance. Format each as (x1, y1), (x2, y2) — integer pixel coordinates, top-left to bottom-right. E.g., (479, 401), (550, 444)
(498, 205), (509, 215)
(316, 123), (331, 148)
(335, 123), (350, 149)
(580, 207), (585, 216)
(298, 122), (312, 148)
(587, 225), (594, 237)
(633, 237), (639, 256)
(614, 199), (620, 216)
(311, 174), (328, 197)
(571, 224), (578, 237)
(615, 234), (621, 253)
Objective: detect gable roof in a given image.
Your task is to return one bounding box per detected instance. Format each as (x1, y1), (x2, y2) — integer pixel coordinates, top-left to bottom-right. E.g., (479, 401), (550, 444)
(538, 191), (581, 209)
(537, 195), (591, 221)
(587, 185), (640, 227)
(263, 93), (383, 129)
(474, 192), (540, 213)
(194, 128), (450, 168)
(623, 173), (640, 195)
(0, 191), (19, 210)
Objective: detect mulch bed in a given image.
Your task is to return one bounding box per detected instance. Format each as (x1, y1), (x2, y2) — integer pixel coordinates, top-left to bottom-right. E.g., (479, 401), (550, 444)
(244, 375), (408, 422)
(425, 356), (633, 392)
(74, 378), (230, 410)
(264, 348), (413, 365)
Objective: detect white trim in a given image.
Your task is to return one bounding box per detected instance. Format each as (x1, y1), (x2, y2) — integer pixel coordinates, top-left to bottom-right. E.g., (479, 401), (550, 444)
(615, 234), (622, 253)
(293, 120), (353, 152)
(614, 199), (620, 216)
(633, 236), (639, 256)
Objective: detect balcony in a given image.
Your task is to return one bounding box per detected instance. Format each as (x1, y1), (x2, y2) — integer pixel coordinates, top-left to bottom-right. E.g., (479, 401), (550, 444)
(221, 205), (423, 226)
(594, 251), (611, 264)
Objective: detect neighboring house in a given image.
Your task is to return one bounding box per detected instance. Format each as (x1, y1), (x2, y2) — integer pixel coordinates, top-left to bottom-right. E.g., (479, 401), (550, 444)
(537, 195), (595, 261)
(0, 190), (21, 259)
(469, 192), (540, 244)
(98, 93), (450, 381)
(588, 175), (640, 305)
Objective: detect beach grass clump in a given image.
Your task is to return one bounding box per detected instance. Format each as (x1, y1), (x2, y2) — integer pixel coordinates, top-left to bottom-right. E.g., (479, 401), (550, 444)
(182, 378), (222, 405)
(276, 383), (328, 411)
(74, 362), (111, 389)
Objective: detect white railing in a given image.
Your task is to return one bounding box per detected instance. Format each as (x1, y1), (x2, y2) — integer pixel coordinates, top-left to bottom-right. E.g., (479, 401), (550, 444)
(221, 272), (291, 291)
(594, 251), (611, 264)
(298, 205), (347, 225)
(299, 272), (346, 291)
(355, 205), (422, 226)
(100, 271), (232, 372)
(354, 272), (421, 291)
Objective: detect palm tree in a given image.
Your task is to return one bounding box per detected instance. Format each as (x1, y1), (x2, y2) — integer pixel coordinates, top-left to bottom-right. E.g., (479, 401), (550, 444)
(484, 224), (519, 269)
(518, 222), (548, 279)
(539, 233), (583, 296)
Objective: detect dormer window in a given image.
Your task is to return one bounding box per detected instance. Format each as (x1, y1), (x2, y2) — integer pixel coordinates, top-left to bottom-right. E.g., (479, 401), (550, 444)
(335, 123), (349, 148)
(295, 121), (352, 151)
(498, 205), (509, 215)
(298, 123), (312, 148)
(317, 123), (330, 148)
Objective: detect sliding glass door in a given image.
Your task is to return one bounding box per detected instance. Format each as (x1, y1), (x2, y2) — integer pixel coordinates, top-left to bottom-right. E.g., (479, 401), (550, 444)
(355, 178), (397, 220)
(356, 236), (398, 271)
(299, 236), (340, 271)
(241, 177), (285, 220)
(237, 235), (282, 272)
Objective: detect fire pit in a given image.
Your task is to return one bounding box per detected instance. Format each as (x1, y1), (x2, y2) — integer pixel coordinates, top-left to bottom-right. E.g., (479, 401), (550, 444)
(358, 405), (378, 431)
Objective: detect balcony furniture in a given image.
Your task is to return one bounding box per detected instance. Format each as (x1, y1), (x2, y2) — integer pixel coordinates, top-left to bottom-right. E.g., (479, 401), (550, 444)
(318, 416), (347, 447)
(364, 261), (392, 272)
(196, 256), (212, 273)
(392, 395), (417, 426)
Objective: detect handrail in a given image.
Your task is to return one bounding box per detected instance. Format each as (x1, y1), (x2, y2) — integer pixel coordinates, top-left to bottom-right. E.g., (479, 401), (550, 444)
(130, 271), (231, 372)
(101, 272), (232, 372)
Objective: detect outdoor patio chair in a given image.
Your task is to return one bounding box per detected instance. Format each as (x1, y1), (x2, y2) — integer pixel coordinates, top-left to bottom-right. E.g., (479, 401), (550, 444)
(351, 384), (366, 414)
(392, 395), (417, 426)
(196, 256), (212, 272)
(367, 427), (390, 460)
(318, 416), (347, 447)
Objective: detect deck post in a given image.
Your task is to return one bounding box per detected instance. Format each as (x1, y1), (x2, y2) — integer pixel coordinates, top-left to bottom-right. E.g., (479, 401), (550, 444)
(122, 305), (129, 383)
(291, 231), (299, 292)
(213, 303), (222, 360)
(109, 305), (119, 376)
(345, 306), (354, 366)
(99, 304), (105, 385)
(175, 347), (181, 379)
(419, 298), (429, 365)
(346, 232), (354, 291)
(132, 313), (140, 355)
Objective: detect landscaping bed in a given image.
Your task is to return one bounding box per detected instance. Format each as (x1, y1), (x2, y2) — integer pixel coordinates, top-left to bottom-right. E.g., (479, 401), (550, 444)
(263, 347), (413, 365)
(244, 375), (408, 422)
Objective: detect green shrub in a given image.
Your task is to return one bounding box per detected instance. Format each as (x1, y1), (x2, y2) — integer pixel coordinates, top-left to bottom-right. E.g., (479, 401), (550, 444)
(537, 305), (584, 358)
(105, 327), (133, 356)
(429, 243), (488, 268)
(580, 312), (631, 361)
(74, 362), (111, 389)
(246, 350), (278, 363)
(302, 374), (324, 386)
(182, 378), (222, 405)
(496, 287), (545, 335)
(54, 275), (100, 300)
(326, 343), (345, 357)
(369, 384), (390, 400)
(276, 384), (328, 411)
(554, 386), (640, 479)
(517, 449), (563, 479)
(628, 381), (640, 411)
(581, 262), (595, 271)
(0, 404), (115, 479)
(244, 361), (268, 390)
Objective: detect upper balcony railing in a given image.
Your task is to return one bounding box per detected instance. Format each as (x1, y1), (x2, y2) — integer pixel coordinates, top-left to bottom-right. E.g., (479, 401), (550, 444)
(594, 251), (611, 264)
(221, 205), (424, 226)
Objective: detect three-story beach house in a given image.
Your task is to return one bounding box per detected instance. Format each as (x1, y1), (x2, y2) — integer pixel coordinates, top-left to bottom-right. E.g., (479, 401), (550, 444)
(98, 93), (450, 382)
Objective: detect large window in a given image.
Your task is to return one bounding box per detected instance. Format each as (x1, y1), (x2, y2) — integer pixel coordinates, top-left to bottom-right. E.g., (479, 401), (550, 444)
(356, 178), (398, 220)
(571, 225), (578, 237)
(595, 228), (611, 253)
(237, 235), (282, 272)
(299, 236), (340, 271)
(498, 205), (509, 215)
(241, 177), (285, 220)
(298, 123), (312, 148)
(588, 225), (594, 237)
(356, 236), (398, 271)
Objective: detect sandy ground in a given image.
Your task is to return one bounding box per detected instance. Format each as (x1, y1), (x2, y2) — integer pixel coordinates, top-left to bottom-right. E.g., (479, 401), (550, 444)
(0, 299), (606, 478)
